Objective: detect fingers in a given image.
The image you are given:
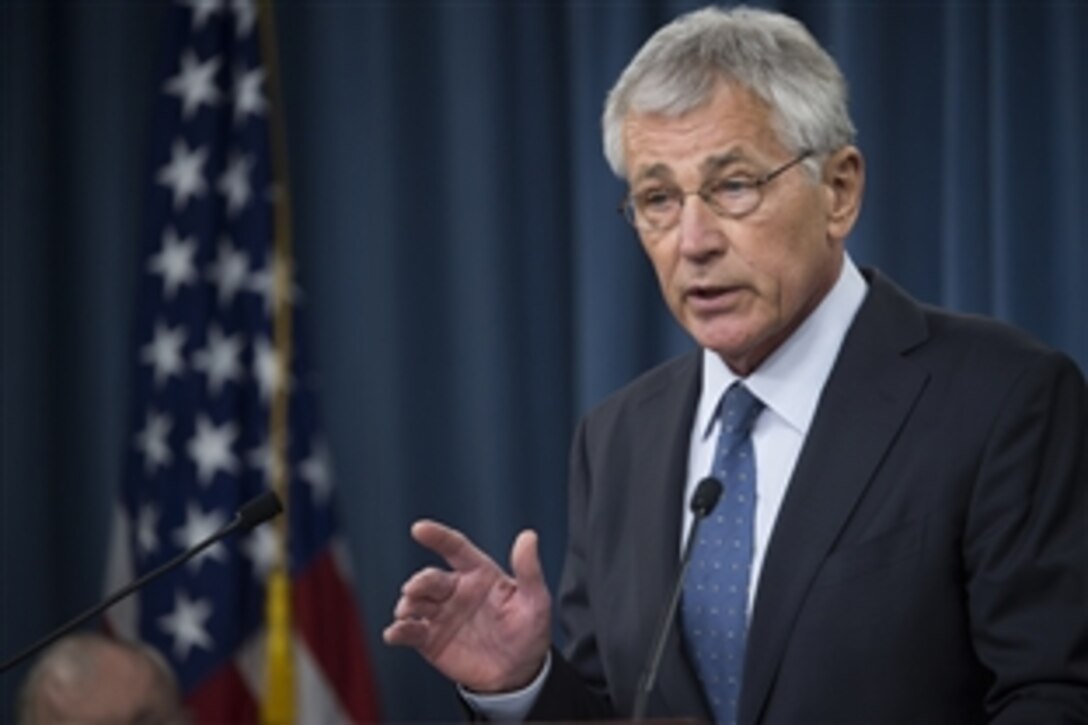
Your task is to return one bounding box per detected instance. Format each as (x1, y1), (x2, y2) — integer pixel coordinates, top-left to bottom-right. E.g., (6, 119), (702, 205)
(402, 566), (457, 601)
(392, 566), (457, 620)
(385, 566), (456, 648)
(412, 519), (493, 572)
(385, 519), (495, 653)
(385, 520), (497, 655)
(510, 529), (547, 600)
(394, 596), (442, 621)
(382, 618), (428, 648)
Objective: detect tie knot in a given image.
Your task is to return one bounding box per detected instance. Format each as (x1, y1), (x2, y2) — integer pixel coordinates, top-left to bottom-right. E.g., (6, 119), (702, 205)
(719, 383), (764, 436)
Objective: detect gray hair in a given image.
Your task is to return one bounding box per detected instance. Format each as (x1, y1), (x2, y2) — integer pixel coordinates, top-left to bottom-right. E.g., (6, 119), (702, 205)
(602, 5), (856, 177)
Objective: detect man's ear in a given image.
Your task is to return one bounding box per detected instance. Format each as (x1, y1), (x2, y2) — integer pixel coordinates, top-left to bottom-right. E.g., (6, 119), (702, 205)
(824, 145), (864, 242)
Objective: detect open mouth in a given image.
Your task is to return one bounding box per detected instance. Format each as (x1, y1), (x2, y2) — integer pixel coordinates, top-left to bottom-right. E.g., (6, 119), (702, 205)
(686, 284), (743, 310)
(690, 285), (729, 299)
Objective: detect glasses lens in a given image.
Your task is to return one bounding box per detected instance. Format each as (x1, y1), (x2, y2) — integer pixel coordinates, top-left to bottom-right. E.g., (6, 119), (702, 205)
(706, 180), (760, 218)
(621, 152), (810, 230)
(634, 189), (681, 230)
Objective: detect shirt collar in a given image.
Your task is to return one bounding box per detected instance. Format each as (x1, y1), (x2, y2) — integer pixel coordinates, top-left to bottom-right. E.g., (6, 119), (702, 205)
(696, 255), (868, 440)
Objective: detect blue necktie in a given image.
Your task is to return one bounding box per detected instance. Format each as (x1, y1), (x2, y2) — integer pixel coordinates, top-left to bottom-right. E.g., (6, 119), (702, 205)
(682, 383), (764, 725)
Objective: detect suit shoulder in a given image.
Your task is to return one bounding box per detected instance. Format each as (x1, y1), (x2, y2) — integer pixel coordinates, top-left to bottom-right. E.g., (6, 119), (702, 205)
(864, 269), (1081, 382)
(916, 305), (1083, 383)
(581, 351), (701, 428)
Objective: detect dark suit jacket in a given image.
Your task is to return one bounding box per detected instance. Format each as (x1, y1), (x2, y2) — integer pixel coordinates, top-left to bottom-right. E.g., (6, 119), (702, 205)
(528, 269), (1088, 724)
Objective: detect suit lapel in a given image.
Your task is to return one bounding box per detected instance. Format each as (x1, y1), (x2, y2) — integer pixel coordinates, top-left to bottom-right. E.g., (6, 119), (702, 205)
(740, 272), (931, 724)
(622, 352), (712, 719)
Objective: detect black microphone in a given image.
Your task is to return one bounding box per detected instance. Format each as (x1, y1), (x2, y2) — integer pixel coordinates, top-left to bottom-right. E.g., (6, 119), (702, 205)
(632, 477), (723, 720)
(0, 490), (283, 674)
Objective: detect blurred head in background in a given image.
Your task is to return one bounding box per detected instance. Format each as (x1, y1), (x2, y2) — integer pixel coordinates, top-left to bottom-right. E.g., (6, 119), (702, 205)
(18, 632), (186, 725)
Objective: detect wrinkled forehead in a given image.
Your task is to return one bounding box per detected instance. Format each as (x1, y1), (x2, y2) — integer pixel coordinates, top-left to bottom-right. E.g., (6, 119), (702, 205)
(621, 82), (785, 182)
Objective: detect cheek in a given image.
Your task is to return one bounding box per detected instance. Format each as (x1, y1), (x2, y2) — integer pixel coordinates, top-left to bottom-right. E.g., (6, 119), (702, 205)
(768, 244), (839, 319)
(751, 219), (830, 295)
(727, 240), (785, 306)
(644, 243), (681, 292)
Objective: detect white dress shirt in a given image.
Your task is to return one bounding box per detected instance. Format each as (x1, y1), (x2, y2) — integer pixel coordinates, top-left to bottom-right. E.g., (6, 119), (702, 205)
(466, 256), (868, 718)
(684, 256), (867, 611)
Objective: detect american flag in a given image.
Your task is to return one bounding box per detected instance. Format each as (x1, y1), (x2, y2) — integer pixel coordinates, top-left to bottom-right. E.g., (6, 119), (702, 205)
(104, 1), (380, 721)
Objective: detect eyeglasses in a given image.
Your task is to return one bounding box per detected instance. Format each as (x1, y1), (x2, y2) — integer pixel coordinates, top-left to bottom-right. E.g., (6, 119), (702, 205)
(618, 150), (814, 232)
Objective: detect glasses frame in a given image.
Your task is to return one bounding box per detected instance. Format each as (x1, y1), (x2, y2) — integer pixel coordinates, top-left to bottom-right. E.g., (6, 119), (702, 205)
(618, 149), (815, 232)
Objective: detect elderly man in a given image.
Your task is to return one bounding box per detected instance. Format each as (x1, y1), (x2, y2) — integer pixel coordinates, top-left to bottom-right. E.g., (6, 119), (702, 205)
(384, 6), (1087, 723)
(18, 632), (185, 725)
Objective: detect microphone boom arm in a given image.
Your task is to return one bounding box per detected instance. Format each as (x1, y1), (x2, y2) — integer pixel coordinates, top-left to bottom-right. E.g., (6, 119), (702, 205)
(631, 477), (723, 720)
(0, 490), (282, 674)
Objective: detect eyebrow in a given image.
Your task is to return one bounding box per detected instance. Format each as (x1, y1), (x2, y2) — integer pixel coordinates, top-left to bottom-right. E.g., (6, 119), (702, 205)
(630, 150), (752, 185)
(700, 150), (748, 176)
(630, 163), (675, 185)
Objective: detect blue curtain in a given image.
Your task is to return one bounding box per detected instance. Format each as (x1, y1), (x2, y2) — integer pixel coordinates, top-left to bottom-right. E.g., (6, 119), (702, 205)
(1, 1), (1084, 720)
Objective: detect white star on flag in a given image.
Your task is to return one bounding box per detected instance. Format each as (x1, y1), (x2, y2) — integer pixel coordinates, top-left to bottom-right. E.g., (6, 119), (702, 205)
(134, 409), (173, 473)
(136, 503), (160, 557)
(179, 0), (224, 29)
(248, 255), (298, 314)
(158, 590), (214, 661)
(206, 236), (250, 307)
(156, 138), (209, 210)
(140, 321), (187, 387)
(173, 502), (230, 572)
(232, 64), (266, 124)
(253, 337), (290, 402)
(148, 227), (198, 299)
(247, 439), (286, 486)
(230, 0), (258, 38)
(217, 152), (254, 216)
(187, 414), (240, 484)
(192, 325), (244, 396)
(163, 49), (221, 119)
(241, 524), (279, 579)
(299, 441), (333, 505)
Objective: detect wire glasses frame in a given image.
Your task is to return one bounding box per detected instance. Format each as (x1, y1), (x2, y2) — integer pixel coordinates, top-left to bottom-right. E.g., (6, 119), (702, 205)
(618, 149), (814, 232)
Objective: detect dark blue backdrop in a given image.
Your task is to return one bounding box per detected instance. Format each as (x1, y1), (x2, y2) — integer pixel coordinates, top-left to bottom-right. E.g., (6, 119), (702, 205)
(2, 1), (1084, 720)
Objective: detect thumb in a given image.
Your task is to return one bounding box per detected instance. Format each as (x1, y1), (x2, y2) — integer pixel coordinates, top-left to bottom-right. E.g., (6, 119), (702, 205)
(509, 529), (546, 596)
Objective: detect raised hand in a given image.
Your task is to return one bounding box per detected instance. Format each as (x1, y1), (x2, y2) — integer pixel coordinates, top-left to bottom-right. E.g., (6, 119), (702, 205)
(382, 520), (553, 693)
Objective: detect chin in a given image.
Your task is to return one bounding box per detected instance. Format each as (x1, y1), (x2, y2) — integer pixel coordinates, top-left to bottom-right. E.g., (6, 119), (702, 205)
(700, 339), (750, 363)
(691, 324), (751, 354)
(697, 329), (767, 369)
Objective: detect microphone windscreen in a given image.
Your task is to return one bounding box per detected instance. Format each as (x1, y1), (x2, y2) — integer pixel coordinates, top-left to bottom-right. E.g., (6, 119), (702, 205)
(237, 490), (284, 530)
(690, 477), (723, 517)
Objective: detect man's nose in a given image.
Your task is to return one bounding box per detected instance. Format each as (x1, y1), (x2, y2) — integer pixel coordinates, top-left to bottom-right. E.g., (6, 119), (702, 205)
(677, 193), (726, 259)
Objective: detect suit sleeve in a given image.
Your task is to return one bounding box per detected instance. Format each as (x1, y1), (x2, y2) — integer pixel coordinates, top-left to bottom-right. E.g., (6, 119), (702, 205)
(962, 351), (1088, 723)
(526, 417), (617, 721)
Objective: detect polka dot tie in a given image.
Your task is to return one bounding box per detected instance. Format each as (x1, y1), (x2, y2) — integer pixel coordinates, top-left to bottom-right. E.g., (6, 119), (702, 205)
(681, 383), (764, 725)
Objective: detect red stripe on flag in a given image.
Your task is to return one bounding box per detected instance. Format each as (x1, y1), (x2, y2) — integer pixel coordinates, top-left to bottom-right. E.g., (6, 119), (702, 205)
(294, 549), (381, 722)
(186, 662), (259, 724)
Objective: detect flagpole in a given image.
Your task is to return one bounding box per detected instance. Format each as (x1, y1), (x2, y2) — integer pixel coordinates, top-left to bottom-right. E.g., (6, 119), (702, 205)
(257, 1), (296, 721)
